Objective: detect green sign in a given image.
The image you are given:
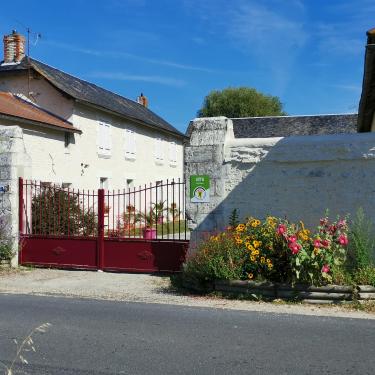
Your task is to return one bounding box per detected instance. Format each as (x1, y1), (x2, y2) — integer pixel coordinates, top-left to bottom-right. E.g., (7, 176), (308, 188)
(190, 175), (210, 203)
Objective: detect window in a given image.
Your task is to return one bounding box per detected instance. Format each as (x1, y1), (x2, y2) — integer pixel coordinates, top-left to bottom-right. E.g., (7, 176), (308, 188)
(97, 121), (111, 157)
(154, 138), (164, 164)
(126, 179), (134, 190)
(169, 141), (177, 165)
(100, 177), (108, 189)
(64, 133), (71, 148)
(124, 129), (136, 159)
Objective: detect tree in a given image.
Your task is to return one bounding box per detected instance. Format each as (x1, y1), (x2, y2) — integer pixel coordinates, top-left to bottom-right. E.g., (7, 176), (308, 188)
(197, 87), (287, 118)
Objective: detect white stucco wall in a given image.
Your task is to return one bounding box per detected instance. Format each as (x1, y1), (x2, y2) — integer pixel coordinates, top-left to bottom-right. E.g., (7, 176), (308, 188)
(186, 117), (375, 242)
(0, 74), (184, 190)
(0, 125), (31, 266)
(0, 72), (74, 121)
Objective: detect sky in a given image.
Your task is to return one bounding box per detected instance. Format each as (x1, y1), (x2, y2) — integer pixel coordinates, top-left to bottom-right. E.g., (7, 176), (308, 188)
(0, 0), (373, 133)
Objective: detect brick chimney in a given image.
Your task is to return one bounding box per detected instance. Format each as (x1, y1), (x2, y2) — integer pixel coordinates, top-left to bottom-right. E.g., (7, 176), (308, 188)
(3, 30), (26, 64)
(136, 93), (149, 107)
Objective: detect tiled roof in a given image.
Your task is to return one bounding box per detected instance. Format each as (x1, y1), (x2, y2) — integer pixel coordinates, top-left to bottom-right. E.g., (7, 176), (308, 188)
(0, 58), (185, 138)
(0, 92), (81, 133)
(232, 114), (358, 138)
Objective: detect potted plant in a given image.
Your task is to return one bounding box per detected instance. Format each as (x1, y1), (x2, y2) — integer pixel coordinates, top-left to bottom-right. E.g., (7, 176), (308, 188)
(139, 209), (157, 239)
(153, 201), (166, 224)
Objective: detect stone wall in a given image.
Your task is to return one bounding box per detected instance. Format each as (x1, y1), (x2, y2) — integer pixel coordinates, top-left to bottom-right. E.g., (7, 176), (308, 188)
(185, 117), (375, 246)
(0, 125), (31, 266)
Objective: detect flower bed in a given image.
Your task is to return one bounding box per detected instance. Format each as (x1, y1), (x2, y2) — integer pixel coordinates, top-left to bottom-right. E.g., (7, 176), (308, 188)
(179, 212), (375, 302)
(183, 215), (349, 286)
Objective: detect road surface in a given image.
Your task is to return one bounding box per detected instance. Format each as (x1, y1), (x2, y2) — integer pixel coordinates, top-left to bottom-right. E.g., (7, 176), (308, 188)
(0, 294), (374, 374)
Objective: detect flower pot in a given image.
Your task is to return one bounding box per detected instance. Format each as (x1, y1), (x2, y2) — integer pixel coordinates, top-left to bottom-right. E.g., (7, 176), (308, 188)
(142, 228), (157, 240)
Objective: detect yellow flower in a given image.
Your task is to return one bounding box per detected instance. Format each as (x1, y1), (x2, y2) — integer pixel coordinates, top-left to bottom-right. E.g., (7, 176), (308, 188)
(253, 240), (261, 248)
(266, 216), (277, 227)
(247, 272), (254, 279)
(250, 256), (256, 262)
(236, 224), (245, 232)
(254, 250), (260, 256)
(247, 244), (255, 252)
(266, 258), (271, 263)
(236, 238), (243, 245)
(251, 219), (261, 228)
(260, 257), (266, 264)
(267, 263), (273, 269)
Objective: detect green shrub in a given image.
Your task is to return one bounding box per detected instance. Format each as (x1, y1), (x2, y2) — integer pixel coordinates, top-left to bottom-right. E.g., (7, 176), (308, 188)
(182, 233), (244, 288)
(0, 216), (14, 262)
(352, 266), (375, 286)
(32, 187), (97, 236)
(347, 208), (375, 270)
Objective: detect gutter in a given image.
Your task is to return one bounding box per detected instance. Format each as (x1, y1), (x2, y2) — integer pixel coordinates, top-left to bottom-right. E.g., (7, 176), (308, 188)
(0, 113), (82, 134)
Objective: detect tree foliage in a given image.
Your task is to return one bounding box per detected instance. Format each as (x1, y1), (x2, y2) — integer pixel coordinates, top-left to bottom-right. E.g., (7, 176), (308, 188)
(197, 87), (286, 118)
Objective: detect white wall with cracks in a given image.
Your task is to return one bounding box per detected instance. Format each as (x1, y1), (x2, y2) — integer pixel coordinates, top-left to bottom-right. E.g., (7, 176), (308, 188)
(185, 117), (375, 247)
(0, 125), (31, 266)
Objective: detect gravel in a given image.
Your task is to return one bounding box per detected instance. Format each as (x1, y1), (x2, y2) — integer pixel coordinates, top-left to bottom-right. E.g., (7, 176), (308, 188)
(0, 268), (374, 320)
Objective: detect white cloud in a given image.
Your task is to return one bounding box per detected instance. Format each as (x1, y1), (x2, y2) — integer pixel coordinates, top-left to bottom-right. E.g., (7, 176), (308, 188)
(42, 40), (214, 73)
(182, 0), (308, 93)
(89, 71), (186, 87)
(330, 84), (361, 92)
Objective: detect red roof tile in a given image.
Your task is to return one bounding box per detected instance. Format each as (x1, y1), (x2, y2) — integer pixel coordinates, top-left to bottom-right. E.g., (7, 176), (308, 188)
(0, 92), (81, 133)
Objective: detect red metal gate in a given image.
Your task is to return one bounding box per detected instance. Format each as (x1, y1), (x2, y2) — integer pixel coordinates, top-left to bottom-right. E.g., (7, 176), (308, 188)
(19, 178), (188, 272)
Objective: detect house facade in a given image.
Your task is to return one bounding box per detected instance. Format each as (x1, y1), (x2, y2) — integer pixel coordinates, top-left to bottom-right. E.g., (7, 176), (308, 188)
(0, 31), (185, 190)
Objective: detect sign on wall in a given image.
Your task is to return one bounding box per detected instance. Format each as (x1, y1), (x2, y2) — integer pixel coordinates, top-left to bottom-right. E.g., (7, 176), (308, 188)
(190, 175), (210, 203)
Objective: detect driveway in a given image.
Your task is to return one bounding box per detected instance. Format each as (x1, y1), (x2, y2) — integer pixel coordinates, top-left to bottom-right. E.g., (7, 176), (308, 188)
(0, 268), (374, 320)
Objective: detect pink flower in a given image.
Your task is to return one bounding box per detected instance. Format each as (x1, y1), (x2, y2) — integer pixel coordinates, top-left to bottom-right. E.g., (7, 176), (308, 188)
(321, 239), (330, 248)
(328, 225), (337, 234)
(338, 234), (348, 246)
(337, 219), (347, 228)
(277, 224), (287, 235)
(321, 264), (330, 273)
(288, 235), (297, 243)
(313, 239), (321, 248)
(320, 218), (328, 226)
(289, 242), (301, 255)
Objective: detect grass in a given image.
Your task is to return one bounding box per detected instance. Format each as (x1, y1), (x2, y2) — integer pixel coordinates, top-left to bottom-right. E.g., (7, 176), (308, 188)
(107, 220), (187, 237)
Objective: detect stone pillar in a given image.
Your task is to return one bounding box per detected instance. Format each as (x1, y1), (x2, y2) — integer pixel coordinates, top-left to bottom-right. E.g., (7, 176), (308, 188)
(0, 126), (31, 266)
(185, 117), (233, 248)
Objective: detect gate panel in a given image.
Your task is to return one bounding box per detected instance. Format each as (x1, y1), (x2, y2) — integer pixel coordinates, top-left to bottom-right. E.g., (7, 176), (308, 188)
(103, 239), (189, 272)
(18, 178), (189, 272)
(20, 236), (97, 269)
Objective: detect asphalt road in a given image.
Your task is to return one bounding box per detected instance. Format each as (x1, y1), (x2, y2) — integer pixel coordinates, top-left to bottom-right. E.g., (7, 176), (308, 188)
(0, 294), (374, 375)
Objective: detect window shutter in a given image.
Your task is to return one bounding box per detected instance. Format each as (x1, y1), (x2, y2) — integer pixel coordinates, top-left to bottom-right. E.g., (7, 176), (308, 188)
(169, 141), (177, 162)
(131, 131), (136, 155)
(98, 122), (104, 151)
(105, 123), (111, 154)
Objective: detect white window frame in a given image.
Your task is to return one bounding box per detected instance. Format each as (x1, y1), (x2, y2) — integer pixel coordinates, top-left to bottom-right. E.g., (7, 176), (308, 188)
(97, 120), (112, 158)
(168, 140), (177, 166)
(154, 138), (164, 165)
(124, 129), (136, 160)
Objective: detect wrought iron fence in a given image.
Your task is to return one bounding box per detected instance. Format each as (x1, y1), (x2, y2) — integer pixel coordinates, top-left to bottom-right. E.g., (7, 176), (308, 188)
(20, 178), (187, 240)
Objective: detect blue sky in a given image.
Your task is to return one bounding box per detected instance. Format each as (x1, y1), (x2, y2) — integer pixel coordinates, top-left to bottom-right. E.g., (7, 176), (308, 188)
(0, 0), (373, 132)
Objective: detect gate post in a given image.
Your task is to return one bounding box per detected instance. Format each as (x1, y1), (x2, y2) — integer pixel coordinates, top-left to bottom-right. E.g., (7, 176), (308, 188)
(97, 189), (105, 270)
(18, 177), (24, 265)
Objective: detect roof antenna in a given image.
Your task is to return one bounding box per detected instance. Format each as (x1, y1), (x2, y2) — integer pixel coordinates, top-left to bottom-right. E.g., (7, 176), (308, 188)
(26, 27), (42, 99)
